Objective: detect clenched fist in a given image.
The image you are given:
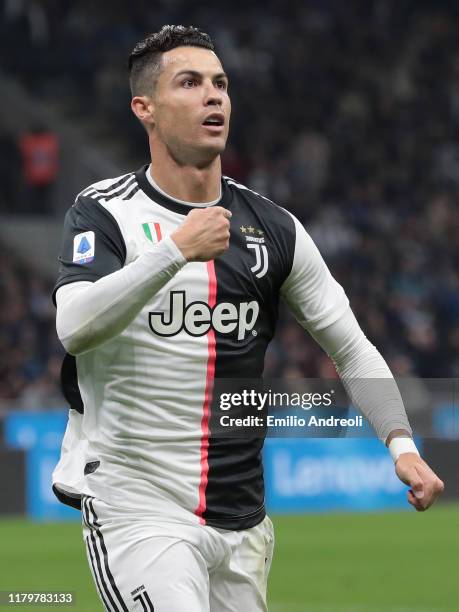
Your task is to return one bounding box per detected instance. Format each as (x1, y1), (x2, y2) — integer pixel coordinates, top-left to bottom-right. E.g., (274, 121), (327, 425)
(171, 206), (232, 262)
(395, 453), (444, 511)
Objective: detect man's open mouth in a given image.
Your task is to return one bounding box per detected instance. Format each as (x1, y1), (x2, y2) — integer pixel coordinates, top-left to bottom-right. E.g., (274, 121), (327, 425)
(202, 113), (224, 127)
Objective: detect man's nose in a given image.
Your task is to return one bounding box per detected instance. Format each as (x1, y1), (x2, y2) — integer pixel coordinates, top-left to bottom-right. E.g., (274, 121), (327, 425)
(206, 96), (222, 106)
(204, 83), (223, 106)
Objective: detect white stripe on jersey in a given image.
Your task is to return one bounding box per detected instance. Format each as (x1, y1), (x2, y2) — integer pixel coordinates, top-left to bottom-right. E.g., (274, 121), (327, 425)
(223, 175), (276, 205)
(119, 180), (139, 200)
(86, 176), (137, 201)
(78, 173), (135, 200)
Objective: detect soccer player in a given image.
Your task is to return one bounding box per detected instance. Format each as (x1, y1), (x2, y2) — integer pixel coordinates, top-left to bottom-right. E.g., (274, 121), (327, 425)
(52, 25), (444, 611)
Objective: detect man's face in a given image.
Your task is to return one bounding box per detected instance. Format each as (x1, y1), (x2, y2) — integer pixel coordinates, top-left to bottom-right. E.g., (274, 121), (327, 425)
(150, 46), (231, 166)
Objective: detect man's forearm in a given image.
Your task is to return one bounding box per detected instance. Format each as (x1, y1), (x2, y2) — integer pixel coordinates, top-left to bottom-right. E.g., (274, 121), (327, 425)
(56, 237), (186, 355)
(308, 307), (413, 443)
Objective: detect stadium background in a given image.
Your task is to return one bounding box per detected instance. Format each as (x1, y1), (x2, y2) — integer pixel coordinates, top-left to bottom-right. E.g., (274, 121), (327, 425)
(0, 1), (458, 610)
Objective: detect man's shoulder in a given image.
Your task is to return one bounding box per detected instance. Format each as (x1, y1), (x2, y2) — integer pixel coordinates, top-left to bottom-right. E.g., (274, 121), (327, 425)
(223, 175), (294, 227)
(74, 171), (140, 206)
(223, 175), (278, 207)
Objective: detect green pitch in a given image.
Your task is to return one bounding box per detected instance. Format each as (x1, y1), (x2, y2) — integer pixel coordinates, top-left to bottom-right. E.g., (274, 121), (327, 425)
(0, 505), (457, 611)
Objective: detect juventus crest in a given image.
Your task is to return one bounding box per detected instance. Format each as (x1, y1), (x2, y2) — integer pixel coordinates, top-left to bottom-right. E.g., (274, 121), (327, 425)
(247, 243), (268, 278)
(240, 224), (269, 279)
(131, 587), (154, 611)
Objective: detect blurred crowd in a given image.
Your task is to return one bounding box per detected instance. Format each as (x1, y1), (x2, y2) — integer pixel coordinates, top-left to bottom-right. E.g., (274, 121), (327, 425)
(0, 127), (59, 215)
(1, 0), (459, 409)
(0, 243), (63, 412)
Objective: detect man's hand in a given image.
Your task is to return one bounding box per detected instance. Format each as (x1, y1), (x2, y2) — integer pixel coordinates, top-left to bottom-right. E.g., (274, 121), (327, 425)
(171, 206), (231, 262)
(395, 453), (444, 511)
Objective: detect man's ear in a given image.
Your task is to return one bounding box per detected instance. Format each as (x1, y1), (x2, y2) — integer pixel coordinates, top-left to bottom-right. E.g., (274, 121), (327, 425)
(131, 96), (155, 127)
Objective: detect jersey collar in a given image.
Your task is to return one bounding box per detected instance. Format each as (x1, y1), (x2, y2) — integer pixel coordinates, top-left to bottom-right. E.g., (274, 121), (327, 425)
(135, 165), (232, 215)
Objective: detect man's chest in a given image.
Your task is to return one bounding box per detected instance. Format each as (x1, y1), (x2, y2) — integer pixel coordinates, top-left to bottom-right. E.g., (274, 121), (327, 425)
(114, 199), (289, 343)
(122, 199), (285, 300)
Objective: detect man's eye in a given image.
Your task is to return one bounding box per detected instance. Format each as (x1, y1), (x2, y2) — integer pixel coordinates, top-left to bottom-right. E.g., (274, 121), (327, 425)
(183, 79), (197, 88)
(216, 80), (227, 90)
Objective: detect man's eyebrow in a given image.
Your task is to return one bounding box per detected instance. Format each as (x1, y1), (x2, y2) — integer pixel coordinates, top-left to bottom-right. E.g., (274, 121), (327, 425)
(173, 69), (229, 81)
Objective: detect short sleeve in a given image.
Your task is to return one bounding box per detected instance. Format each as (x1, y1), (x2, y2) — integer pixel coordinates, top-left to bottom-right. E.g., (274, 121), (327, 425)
(280, 212), (349, 332)
(52, 195), (126, 305)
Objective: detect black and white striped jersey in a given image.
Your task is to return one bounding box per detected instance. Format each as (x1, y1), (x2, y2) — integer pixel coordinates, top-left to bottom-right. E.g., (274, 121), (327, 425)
(52, 166), (348, 530)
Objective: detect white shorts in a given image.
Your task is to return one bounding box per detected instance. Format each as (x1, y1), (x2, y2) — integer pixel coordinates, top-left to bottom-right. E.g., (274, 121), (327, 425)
(81, 496), (275, 611)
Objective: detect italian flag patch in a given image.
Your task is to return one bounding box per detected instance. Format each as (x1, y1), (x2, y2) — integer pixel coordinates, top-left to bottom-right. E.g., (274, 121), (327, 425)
(142, 222), (162, 243)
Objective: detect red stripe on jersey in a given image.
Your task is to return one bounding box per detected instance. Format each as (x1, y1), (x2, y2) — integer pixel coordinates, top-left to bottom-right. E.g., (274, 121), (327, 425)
(195, 260), (217, 523)
(154, 222), (162, 242)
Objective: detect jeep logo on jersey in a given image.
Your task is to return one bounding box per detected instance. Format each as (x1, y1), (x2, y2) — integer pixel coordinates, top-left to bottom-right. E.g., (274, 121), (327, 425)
(149, 291), (259, 340)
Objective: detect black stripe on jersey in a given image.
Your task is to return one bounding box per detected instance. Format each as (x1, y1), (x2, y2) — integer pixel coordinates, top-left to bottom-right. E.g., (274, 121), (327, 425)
(121, 184), (140, 200)
(103, 176), (137, 201)
(88, 175), (137, 202)
(81, 174), (134, 197)
(202, 178), (297, 530)
(83, 498), (119, 612)
(87, 498), (129, 612)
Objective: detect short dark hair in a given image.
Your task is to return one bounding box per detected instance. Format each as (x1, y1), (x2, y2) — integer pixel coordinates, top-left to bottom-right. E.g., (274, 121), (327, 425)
(128, 25), (215, 96)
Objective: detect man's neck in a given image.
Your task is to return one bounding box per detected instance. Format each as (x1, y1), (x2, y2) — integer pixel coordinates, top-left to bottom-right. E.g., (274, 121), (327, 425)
(149, 150), (222, 204)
